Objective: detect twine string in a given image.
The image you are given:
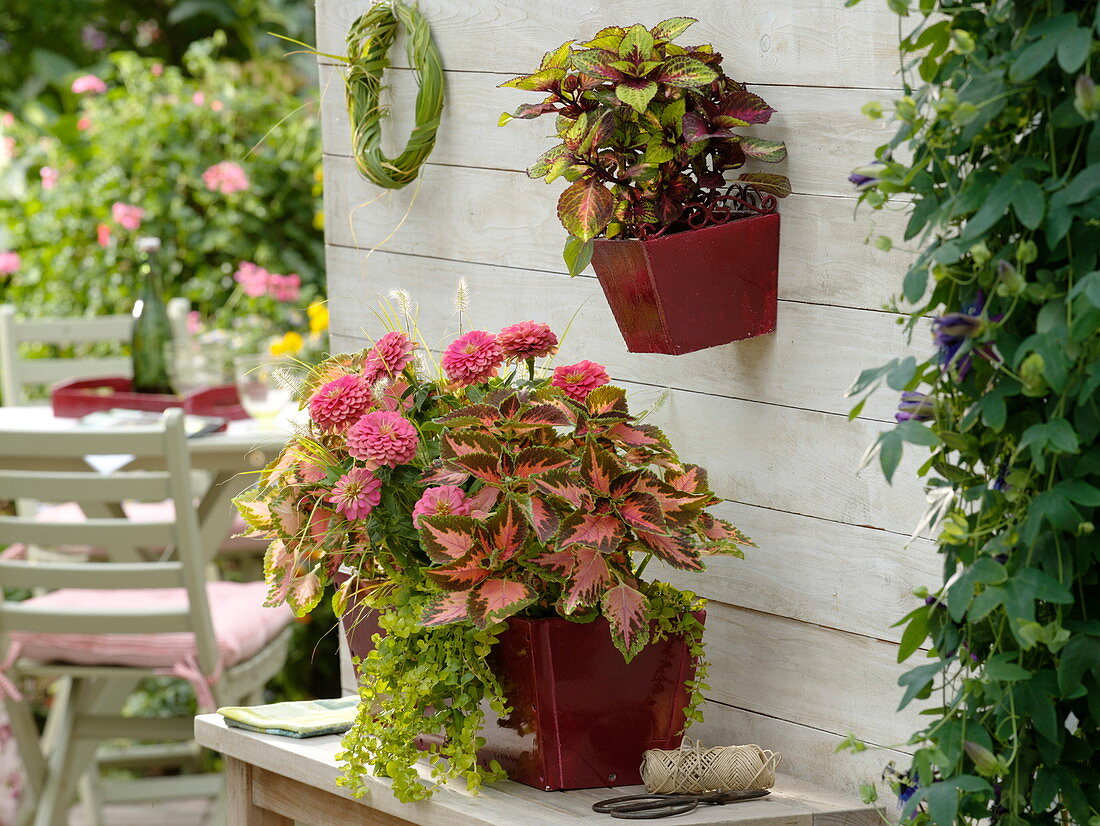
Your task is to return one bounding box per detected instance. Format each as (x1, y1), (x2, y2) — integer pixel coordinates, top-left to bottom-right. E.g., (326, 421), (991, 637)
(641, 740), (783, 794)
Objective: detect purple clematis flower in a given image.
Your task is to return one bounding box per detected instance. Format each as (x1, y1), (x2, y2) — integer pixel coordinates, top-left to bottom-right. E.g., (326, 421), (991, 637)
(848, 162), (884, 189)
(991, 461), (1010, 492)
(896, 391), (935, 422)
(932, 293), (1002, 378)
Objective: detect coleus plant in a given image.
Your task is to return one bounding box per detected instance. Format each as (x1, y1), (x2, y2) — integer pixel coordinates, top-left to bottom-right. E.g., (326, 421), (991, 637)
(499, 18), (792, 275)
(235, 314), (751, 799)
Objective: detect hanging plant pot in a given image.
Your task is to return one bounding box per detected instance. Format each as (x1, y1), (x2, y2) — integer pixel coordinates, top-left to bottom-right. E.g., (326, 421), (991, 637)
(343, 607), (704, 792)
(590, 190), (781, 356)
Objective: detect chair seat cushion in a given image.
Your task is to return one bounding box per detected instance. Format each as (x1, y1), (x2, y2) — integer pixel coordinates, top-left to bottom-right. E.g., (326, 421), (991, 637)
(10, 581), (292, 670)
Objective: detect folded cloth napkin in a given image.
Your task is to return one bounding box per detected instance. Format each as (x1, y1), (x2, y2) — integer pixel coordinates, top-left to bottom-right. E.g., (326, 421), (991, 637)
(218, 696), (359, 738)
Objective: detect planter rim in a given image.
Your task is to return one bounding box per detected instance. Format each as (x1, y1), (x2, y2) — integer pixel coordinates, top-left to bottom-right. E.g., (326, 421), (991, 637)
(593, 210), (775, 248)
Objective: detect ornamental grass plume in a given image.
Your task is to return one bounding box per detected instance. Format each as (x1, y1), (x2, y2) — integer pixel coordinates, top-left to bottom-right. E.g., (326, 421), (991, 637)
(309, 373), (373, 432)
(364, 331), (417, 382)
(497, 321), (558, 361)
(346, 411), (419, 466)
(552, 360), (610, 401)
(442, 330), (503, 386)
(328, 468), (383, 520)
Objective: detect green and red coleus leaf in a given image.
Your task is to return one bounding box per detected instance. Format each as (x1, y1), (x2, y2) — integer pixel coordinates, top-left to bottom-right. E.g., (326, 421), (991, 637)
(717, 90), (776, 125)
(419, 515), (482, 563)
(617, 492), (670, 535)
(513, 446), (574, 478)
(437, 404), (499, 428)
(602, 581), (650, 661)
(562, 546), (613, 612)
(499, 67), (567, 92)
(608, 422), (668, 449)
(524, 494), (562, 543)
(635, 529), (704, 570)
(558, 510), (627, 553)
(585, 385), (630, 418)
(527, 144), (571, 180)
(525, 547), (574, 579)
(636, 472), (703, 525)
(738, 136), (788, 163)
(557, 178), (615, 242)
(618, 24), (656, 63)
(737, 173), (792, 198)
(698, 513), (756, 547)
(442, 431), (503, 459)
(468, 577), (535, 627)
(486, 499), (528, 562)
(650, 16), (697, 42)
(447, 451), (504, 485)
(424, 549), (490, 590)
(581, 441), (625, 496)
(654, 56), (718, 88)
(579, 26), (625, 51)
(681, 112), (738, 145)
(569, 48), (623, 81)
(540, 40), (575, 71)
(421, 592), (470, 626)
(515, 403), (572, 428)
(666, 463), (710, 495)
(530, 470), (590, 508)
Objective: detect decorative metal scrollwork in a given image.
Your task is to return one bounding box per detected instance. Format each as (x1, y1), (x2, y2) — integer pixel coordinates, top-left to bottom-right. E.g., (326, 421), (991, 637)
(632, 183), (778, 241)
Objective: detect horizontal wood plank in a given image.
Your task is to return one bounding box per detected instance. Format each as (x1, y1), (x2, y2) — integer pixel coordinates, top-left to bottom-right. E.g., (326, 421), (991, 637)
(703, 602), (925, 748)
(322, 157), (911, 312)
(328, 329), (929, 538)
(314, 0), (903, 90)
(319, 64), (893, 199)
(324, 245), (926, 422)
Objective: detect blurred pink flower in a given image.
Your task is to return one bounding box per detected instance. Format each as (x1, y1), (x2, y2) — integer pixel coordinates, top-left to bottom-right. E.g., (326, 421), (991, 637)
(77, 117), (91, 131)
(210, 100), (224, 112)
(267, 273), (300, 303)
(346, 411), (419, 467)
(186, 310), (201, 335)
(552, 360), (610, 402)
(96, 223), (111, 248)
(1, 112), (13, 127)
(233, 261), (269, 298)
(39, 166), (58, 190)
(309, 374), (372, 432)
(111, 202), (144, 231)
(192, 91), (206, 106)
(1, 137), (13, 160)
(0, 251), (20, 275)
(327, 468), (383, 520)
(201, 161), (250, 195)
(71, 74), (107, 95)
(442, 330), (503, 386)
(363, 331), (417, 382)
(498, 320), (558, 360)
(412, 486), (470, 527)
(151, 63), (164, 77)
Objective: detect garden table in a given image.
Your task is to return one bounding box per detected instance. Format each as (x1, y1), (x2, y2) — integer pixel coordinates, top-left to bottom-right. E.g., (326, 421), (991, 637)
(195, 713), (881, 826)
(0, 406), (290, 557)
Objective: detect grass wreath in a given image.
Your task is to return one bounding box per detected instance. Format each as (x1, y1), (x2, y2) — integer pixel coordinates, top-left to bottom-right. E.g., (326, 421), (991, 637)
(344, 1), (444, 189)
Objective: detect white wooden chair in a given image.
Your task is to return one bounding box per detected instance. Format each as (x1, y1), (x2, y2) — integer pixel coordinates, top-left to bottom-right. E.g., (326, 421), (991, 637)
(0, 301), (190, 406)
(0, 409), (293, 826)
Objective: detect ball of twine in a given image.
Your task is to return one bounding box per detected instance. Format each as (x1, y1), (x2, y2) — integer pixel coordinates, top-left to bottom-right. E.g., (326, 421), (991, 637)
(344, 0), (444, 189)
(641, 740), (783, 795)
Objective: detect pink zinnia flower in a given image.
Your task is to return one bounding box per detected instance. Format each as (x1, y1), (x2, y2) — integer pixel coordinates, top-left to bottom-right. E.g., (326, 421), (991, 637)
(233, 261), (269, 298)
(186, 310), (201, 335)
(497, 320), (559, 361)
(0, 251), (20, 276)
(77, 117), (91, 131)
(111, 202), (144, 231)
(1, 112), (13, 128)
(151, 63), (164, 77)
(346, 411), (419, 467)
(327, 468), (383, 520)
(96, 223), (111, 248)
(363, 331), (417, 382)
(192, 91), (206, 106)
(39, 166), (58, 190)
(412, 486), (470, 527)
(442, 330), (503, 386)
(71, 74), (107, 95)
(308, 373), (372, 432)
(267, 273), (300, 302)
(552, 360), (610, 402)
(202, 160), (249, 195)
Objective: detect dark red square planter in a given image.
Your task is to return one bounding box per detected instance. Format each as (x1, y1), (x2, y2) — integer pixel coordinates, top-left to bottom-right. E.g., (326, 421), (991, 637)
(340, 600), (703, 792)
(591, 212), (780, 355)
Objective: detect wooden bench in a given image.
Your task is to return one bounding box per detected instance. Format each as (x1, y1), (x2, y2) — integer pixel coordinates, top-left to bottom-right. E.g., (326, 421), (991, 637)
(195, 713), (882, 825)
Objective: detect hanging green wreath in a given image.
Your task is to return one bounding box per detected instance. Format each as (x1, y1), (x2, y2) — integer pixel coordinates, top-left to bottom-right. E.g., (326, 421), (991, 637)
(344, 1), (444, 189)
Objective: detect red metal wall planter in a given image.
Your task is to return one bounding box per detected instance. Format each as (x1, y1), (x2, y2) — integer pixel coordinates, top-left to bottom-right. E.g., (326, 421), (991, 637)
(342, 603), (703, 793)
(590, 184), (781, 356)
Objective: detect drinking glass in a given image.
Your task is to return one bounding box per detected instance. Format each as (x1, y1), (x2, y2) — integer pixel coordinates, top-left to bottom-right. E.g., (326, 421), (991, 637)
(233, 354), (295, 427)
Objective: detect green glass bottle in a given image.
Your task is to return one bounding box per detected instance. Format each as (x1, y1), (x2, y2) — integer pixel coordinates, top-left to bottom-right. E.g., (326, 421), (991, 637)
(131, 236), (175, 395)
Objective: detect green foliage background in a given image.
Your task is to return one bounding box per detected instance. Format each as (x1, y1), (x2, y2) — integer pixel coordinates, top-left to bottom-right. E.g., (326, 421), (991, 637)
(847, 1), (1100, 824)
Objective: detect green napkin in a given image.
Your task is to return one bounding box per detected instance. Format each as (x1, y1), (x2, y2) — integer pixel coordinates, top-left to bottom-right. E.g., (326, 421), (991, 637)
(218, 696), (359, 738)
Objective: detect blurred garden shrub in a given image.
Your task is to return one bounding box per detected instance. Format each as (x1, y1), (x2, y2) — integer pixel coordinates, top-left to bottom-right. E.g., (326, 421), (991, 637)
(0, 36), (324, 320)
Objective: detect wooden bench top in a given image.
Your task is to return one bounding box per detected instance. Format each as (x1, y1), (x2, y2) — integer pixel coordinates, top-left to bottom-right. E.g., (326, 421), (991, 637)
(195, 713), (882, 826)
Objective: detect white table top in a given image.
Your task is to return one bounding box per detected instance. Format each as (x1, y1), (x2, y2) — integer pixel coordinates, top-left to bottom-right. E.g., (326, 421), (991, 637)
(195, 713), (880, 826)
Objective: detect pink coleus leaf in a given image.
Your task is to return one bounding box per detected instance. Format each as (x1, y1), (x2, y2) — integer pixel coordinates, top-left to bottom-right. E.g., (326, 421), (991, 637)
(697, 513), (756, 550)
(421, 592), (470, 626)
(442, 431), (503, 459)
(530, 470), (590, 509)
(421, 463), (470, 486)
(636, 529), (704, 571)
(446, 451), (504, 485)
(581, 441), (623, 496)
(526, 547), (574, 579)
(608, 422), (665, 448)
(486, 499), (528, 561)
(418, 515), (482, 563)
(437, 405), (499, 428)
(466, 485), (501, 518)
(636, 473), (703, 525)
(513, 446), (574, 478)
(468, 578), (535, 627)
(618, 492), (670, 535)
(562, 546), (613, 613)
(525, 495), (562, 543)
(558, 510), (627, 553)
(602, 582), (650, 661)
(585, 385), (629, 418)
(666, 464), (709, 495)
(288, 572), (323, 616)
(516, 403), (571, 428)
(608, 469), (644, 500)
(423, 549), (491, 591)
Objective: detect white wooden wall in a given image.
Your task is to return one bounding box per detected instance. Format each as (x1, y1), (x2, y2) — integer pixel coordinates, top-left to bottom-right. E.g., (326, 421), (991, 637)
(316, 0), (935, 794)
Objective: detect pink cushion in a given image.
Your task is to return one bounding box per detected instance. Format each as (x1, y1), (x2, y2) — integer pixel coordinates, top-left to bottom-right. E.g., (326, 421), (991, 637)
(10, 581), (292, 670)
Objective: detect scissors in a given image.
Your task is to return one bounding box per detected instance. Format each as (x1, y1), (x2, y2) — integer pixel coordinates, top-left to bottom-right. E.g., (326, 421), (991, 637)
(592, 788), (770, 819)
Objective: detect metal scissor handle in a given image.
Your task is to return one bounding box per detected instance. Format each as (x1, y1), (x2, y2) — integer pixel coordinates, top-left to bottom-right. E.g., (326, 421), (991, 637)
(592, 788), (770, 819)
